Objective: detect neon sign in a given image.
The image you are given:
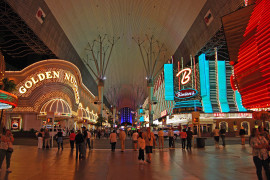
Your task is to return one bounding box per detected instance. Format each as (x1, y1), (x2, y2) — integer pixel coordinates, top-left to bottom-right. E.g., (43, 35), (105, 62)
(175, 89), (198, 99)
(214, 113), (225, 117)
(19, 71), (60, 94)
(161, 110), (167, 117)
(17, 69), (80, 104)
(176, 68), (192, 85)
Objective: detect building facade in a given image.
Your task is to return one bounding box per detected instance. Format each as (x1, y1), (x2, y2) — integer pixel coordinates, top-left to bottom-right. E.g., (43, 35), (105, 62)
(4, 59), (110, 131)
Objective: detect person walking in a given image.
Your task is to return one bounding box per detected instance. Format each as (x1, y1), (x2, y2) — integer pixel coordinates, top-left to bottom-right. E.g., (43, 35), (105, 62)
(180, 129), (187, 150)
(75, 130), (85, 159)
(119, 129), (126, 152)
(132, 130), (138, 151)
(37, 129), (43, 149)
(186, 128), (193, 151)
(109, 130), (117, 152)
(143, 127), (156, 163)
(105, 129), (109, 139)
(168, 128), (174, 148)
(250, 128), (270, 180)
(44, 129), (50, 149)
(56, 129), (63, 150)
(69, 130), (76, 150)
(81, 127), (87, 157)
(138, 132), (145, 163)
(220, 127), (226, 147)
(84, 129), (91, 150)
(97, 130), (101, 139)
(239, 126), (246, 145)
(94, 129), (97, 139)
(158, 128), (164, 149)
(0, 129), (14, 172)
(212, 127), (220, 148)
(258, 126), (270, 141)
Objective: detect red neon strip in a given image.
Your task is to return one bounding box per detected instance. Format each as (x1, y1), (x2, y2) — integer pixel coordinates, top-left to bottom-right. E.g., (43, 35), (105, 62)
(0, 100), (17, 108)
(0, 90), (18, 99)
(233, 0), (270, 109)
(178, 61), (180, 90)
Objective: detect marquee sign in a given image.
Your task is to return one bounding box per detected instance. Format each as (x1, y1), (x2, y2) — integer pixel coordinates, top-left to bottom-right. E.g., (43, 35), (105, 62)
(175, 89), (198, 99)
(17, 69), (80, 104)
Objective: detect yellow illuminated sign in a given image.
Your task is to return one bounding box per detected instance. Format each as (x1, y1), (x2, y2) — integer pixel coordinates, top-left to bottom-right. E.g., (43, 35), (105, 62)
(18, 69), (80, 104)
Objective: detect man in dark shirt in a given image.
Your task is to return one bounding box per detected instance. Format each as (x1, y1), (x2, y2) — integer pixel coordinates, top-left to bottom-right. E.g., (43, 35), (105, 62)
(186, 128), (193, 151)
(220, 128), (226, 147)
(56, 129), (63, 150)
(75, 130), (84, 159)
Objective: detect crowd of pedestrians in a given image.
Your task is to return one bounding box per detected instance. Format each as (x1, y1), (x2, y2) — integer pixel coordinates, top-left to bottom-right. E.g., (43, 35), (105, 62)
(33, 125), (270, 179)
(3, 123), (270, 178)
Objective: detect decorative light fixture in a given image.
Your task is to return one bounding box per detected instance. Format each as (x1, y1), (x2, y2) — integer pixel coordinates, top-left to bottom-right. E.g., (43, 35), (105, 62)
(0, 90), (18, 109)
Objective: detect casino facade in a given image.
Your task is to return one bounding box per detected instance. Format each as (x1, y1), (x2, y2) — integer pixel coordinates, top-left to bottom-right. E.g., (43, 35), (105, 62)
(3, 59), (111, 131)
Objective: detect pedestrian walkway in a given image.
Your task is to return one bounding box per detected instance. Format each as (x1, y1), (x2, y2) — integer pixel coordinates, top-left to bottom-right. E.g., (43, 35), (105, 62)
(14, 137), (246, 149)
(1, 144), (257, 180)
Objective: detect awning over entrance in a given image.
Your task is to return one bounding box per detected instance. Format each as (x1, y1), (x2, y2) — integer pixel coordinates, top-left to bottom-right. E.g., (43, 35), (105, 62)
(40, 98), (72, 117)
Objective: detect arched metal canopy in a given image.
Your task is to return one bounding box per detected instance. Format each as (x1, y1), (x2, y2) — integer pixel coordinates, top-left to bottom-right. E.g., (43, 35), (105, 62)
(44, 0), (207, 109)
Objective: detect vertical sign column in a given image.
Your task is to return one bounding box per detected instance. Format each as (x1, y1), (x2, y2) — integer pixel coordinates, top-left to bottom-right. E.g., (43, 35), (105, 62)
(164, 64), (174, 101)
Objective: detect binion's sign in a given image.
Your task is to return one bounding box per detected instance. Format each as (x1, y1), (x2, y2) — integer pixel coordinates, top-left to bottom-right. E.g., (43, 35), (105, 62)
(175, 89), (198, 99)
(176, 68), (192, 85)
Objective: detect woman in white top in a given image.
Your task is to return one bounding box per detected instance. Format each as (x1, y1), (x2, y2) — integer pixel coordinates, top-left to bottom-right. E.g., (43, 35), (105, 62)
(138, 132), (145, 163)
(158, 129), (164, 149)
(0, 129), (14, 172)
(109, 130), (117, 152)
(132, 130), (138, 151)
(36, 129), (43, 149)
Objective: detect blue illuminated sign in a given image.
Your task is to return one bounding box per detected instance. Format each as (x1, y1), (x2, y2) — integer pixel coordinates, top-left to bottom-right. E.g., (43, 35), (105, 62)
(217, 61), (230, 112)
(199, 54), (213, 113)
(164, 64), (174, 101)
(235, 90), (247, 112)
(139, 109), (144, 121)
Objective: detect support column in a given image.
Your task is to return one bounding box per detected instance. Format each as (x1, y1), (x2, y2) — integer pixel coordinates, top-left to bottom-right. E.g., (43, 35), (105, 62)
(98, 79), (104, 117)
(113, 106), (116, 126)
(147, 79), (154, 125)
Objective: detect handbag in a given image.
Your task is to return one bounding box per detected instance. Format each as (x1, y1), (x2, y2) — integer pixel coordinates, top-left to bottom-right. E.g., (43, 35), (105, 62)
(7, 141), (13, 153)
(7, 147), (13, 153)
(266, 145), (270, 151)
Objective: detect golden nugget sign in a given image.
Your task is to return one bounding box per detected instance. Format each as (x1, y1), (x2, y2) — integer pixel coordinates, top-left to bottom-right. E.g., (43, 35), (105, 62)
(18, 69), (80, 104)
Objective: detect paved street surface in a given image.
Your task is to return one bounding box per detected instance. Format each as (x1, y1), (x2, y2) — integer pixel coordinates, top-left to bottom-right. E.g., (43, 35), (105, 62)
(0, 144), (258, 180)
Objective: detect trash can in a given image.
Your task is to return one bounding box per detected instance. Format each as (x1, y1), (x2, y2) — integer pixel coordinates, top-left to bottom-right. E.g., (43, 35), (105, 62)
(196, 138), (206, 148)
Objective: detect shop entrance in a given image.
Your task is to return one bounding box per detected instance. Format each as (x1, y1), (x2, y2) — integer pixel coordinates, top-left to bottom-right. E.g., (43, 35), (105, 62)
(241, 121), (250, 135)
